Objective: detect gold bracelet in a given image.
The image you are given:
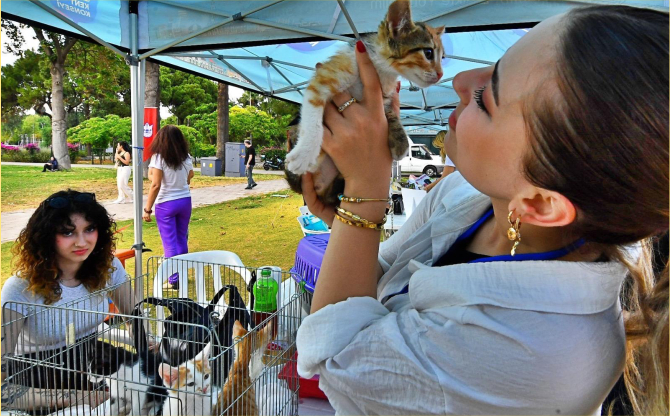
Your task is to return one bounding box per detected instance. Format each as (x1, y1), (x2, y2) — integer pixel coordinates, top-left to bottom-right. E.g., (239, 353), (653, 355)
(334, 213), (384, 231)
(336, 207), (386, 225)
(338, 194), (390, 203)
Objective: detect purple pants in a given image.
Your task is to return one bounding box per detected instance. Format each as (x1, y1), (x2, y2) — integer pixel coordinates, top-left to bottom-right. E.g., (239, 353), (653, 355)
(155, 197), (192, 283)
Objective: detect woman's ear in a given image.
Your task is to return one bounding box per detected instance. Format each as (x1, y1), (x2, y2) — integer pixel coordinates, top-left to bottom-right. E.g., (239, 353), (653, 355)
(511, 188), (576, 228)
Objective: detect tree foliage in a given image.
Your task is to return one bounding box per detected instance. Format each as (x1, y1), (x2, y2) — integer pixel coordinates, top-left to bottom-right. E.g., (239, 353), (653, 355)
(237, 90), (299, 119)
(67, 115), (131, 149)
(160, 67), (218, 124)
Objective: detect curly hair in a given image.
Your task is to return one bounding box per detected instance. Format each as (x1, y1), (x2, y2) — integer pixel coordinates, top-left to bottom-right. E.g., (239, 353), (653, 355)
(11, 190), (118, 305)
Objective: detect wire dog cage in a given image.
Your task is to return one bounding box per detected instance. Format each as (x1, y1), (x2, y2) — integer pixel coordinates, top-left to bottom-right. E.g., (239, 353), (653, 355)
(1, 257), (308, 416)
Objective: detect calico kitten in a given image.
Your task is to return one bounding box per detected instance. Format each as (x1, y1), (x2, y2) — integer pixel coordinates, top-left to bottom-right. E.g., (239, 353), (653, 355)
(159, 342), (218, 416)
(212, 320), (275, 416)
(86, 320), (169, 416)
(284, 0), (444, 204)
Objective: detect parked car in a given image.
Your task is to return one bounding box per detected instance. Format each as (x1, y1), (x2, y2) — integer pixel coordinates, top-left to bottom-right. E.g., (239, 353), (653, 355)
(398, 141), (444, 177)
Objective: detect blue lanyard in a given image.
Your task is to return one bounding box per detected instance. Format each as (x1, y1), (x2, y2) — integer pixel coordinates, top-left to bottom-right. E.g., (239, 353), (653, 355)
(382, 207), (585, 303)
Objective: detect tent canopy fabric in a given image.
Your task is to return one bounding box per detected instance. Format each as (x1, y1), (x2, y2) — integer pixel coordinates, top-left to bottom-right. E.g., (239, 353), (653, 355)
(4, 0), (668, 126)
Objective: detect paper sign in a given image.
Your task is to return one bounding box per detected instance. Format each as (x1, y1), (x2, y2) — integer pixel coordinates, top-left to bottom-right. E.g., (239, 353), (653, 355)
(401, 188), (426, 218)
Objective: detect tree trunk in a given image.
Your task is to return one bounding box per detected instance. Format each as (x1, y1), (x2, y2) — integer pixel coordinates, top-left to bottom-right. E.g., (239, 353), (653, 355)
(51, 61), (70, 169)
(216, 83), (229, 167)
(143, 60), (161, 178)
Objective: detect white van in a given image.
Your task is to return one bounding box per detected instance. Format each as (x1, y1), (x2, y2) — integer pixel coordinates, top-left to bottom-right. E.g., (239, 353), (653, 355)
(398, 140), (444, 177)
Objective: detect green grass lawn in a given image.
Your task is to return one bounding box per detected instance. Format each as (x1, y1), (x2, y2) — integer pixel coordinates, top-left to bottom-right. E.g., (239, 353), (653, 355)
(1, 164), (283, 212)
(1, 191), (307, 285)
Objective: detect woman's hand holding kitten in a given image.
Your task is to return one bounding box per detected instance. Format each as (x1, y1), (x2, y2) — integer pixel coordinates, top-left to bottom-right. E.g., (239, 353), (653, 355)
(302, 43), (400, 225)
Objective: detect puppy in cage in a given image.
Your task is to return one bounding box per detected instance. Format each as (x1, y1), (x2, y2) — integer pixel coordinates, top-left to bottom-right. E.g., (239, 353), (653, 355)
(1, 190), (136, 413)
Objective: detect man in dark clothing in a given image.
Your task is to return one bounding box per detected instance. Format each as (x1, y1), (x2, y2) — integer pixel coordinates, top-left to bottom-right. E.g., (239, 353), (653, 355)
(42, 156), (58, 172)
(243, 139), (257, 189)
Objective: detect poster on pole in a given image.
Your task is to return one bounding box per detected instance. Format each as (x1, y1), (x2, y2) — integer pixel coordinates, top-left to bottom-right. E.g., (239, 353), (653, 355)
(143, 107), (158, 162)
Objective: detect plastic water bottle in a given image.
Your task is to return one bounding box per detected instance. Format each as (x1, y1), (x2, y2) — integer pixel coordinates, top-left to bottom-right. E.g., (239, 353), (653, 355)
(252, 268), (279, 337)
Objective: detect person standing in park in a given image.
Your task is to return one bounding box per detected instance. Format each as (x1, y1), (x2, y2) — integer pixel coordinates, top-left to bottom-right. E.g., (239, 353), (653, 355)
(243, 139), (257, 190)
(113, 141), (132, 203)
(42, 156), (58, 172)
(143, 125), (194, 290)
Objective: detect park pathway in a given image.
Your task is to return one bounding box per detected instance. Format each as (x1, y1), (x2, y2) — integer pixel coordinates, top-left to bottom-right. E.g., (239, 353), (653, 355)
(1, 178), (290, 243)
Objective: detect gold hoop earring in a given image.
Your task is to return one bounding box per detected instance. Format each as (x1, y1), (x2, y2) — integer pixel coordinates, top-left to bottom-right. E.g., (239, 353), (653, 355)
(507, 210), (522, 256)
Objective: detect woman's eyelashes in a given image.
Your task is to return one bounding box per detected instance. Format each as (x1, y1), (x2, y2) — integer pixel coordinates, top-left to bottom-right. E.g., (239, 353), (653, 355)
(473, 86), (489, 116)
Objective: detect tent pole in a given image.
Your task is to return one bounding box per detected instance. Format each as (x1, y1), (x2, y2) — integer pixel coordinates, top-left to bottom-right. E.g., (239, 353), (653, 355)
(129, 10), (144, 290)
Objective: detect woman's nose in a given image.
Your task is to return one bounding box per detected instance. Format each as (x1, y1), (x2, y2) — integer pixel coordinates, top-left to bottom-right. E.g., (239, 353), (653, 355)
(452, 66), (494, 104)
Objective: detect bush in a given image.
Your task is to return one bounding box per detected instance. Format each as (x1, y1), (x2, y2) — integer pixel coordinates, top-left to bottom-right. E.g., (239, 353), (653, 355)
(68, 143), (81, 163)
(199, 144), (216, 157)
(24, 143), (40, 154)
(262, 148), (287, 162)
(1, 143), (20, 153)
(0, 150), (52, 163)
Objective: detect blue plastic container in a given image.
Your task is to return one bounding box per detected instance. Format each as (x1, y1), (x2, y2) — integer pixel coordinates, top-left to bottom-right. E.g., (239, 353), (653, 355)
(290, 234), (330, 294)
(297, 214), (330, 235)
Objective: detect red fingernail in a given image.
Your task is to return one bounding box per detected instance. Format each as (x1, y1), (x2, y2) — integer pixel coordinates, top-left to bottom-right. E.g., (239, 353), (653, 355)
(396, 82), (401, 93)
(356, 40), (366, 53)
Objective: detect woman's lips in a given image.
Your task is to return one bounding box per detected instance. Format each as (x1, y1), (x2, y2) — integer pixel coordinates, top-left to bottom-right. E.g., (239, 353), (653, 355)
(73, 249), (88, 255)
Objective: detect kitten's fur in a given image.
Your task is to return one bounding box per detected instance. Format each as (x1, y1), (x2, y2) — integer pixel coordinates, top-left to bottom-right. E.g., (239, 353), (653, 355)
(160, 342), (218, 416)
(285, 0), (444, 204)
(212, 320), (275, 416)
(86, 322), (168, 416)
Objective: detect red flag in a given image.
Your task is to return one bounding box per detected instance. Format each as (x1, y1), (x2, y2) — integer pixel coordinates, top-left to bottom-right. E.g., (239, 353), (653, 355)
(143, 107), (158, 162)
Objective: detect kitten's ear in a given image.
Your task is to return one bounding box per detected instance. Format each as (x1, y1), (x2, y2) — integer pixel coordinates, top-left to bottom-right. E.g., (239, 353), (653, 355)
(233, 320), (247, 338)
(159, 363), (180, 387)
(193, 341), (212, 363)
(387, 0), (414, 38)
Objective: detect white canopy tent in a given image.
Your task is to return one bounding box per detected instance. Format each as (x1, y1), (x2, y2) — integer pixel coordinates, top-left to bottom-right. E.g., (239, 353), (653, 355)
(3, 0), (666, 283)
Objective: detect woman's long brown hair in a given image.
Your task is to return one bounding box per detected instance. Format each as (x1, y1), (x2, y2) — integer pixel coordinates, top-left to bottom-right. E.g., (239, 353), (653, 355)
(521, 6), (668, 414)
(11, 190), (117, 305)
(150, 125), (190, 170)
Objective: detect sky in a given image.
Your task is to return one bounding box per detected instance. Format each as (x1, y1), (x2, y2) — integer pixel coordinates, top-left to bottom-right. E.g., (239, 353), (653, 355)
(1, 25), (244, 118)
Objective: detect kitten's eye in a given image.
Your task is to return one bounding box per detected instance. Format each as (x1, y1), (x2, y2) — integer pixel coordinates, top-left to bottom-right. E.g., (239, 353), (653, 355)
(423, 49), (434, 60)
(204, 374), (210, 380)
(187, 381), (195, 386)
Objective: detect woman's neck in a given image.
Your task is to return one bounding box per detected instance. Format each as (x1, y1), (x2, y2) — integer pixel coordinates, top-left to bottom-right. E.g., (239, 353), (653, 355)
(57, 261), (82, 286)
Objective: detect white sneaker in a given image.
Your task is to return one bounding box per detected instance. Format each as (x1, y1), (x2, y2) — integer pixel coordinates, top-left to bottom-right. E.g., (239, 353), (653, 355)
(111, 199), (123, 204)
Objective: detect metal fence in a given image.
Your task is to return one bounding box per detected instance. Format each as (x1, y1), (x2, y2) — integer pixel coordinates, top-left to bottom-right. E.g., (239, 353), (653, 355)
(2, 257), (307, 416)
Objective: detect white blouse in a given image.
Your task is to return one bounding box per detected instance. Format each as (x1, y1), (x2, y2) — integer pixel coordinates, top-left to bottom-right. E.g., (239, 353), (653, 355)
(297, 173), (627, 415)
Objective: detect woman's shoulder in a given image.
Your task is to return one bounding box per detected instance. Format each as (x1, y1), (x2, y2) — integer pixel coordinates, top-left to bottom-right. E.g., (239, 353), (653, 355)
(1, 276), (35, 304)
(109, 257), (128, 287)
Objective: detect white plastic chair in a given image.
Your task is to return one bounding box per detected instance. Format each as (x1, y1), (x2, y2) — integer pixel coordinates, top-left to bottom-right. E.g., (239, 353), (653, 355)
(152, 250), (252, 336)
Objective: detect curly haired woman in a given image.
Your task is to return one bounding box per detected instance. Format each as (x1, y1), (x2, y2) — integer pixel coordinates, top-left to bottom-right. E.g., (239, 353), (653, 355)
(1, 190), (135, 413)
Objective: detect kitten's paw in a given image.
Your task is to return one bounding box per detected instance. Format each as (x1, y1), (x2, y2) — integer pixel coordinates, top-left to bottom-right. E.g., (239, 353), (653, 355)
(286, 145), (320, 175)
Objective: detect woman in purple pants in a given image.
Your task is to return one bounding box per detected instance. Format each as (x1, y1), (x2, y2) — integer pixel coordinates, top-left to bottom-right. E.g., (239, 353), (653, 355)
(143, 125), (194, 289)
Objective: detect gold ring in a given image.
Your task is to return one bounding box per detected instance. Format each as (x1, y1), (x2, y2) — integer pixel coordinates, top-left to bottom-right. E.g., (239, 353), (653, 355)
(337, 98), (357, 113)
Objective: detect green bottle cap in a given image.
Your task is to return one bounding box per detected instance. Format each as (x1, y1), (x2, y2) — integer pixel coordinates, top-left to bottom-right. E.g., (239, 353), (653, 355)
(253, 272), (278, 312)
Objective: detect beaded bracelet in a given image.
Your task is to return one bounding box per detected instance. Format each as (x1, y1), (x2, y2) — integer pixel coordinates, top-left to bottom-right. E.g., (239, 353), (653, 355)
(338, 194), (390, 204)
(334, 213), (385, 231)
(336, 206), (386, 225)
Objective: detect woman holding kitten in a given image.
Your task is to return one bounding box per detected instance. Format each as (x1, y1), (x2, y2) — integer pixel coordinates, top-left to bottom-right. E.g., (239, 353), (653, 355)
(297, 5), (668, 415)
